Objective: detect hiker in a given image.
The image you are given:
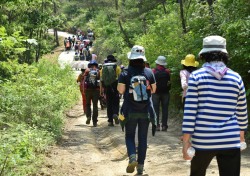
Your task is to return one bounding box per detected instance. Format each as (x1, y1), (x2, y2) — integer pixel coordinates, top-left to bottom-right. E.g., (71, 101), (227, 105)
(74, 52), (80, 61)
(100, 55), (121, 126)
(98, 64), (106, 110)
(117, 45), (156, 175)
(65, 40), (71, 53)
(180, 54), (199, 110)
(63, 37), (67, 50)
(83, 60), (100, 127)
(74, 41), (79, 53)
(182, 35), (248, 176)
(68, 36), (72, 48)
(79, 52), (85, 61)
(91, 53), (97, 61)
(152, 56), (171, 131)
(77, 67), (87, 114)
(72, 35), (76, 47)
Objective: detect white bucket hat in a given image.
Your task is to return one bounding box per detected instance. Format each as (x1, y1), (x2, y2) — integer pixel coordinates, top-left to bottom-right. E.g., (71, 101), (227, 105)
(127, 45), (147, 61)
(199, 35), (228, 55)
(155, 56), (167, 66)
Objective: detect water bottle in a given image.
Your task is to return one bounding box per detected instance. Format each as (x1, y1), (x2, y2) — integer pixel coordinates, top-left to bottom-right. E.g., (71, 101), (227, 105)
(187, 147), (195, 158)
(240, 142), (247, 151)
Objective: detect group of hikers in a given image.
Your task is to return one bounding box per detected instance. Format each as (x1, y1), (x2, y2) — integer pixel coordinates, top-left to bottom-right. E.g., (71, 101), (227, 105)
(75, 35), (248, 176)
(64, 28), (95, 59)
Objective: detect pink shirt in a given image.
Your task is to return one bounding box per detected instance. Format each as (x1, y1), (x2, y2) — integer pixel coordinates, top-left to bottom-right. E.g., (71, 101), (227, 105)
(180, 69), (190, 98)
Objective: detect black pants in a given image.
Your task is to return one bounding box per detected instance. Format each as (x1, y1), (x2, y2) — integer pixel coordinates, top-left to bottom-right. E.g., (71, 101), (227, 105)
(105, 85), (120, 123)
(85, 89), (99, 123)
(191, 149), (241, 176)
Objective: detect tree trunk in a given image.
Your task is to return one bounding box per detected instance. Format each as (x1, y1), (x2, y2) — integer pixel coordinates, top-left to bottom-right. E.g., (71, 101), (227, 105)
(54, 29), (59, 46)
(53, 1), (59, 46)
(179, 0), (187, 33)
(115, 0), (133, 47)
(118, 20), (133, 48)
(162, 1), (167, 14)
(207, 0), (215, 28)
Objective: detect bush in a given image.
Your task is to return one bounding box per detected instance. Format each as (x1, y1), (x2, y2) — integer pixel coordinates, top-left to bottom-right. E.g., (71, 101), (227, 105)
(0, 58), (79, 175)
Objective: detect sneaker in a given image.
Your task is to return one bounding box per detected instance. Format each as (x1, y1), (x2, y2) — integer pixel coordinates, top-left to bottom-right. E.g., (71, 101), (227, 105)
(136, 164), (144, 175)
(156, 124), (161, 131)
(113, 114), (119, 124)
(86, 118), (91, 125)
(93, 123), (97, 127)
(126, 160), (138, 173)
(108, 122), (114, 126)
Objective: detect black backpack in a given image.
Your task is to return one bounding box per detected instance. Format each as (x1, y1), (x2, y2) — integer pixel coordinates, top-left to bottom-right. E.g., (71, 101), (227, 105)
(154, 68), (171, 93)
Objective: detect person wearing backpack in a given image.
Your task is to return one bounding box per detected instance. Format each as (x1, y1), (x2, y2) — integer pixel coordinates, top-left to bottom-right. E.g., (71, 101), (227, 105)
(117, 45), (156, 175)
(152, 56), (171, 132)
(82, 60), (100, 127)
(100, 55), (121, 126)
(77, 67), (87, 114)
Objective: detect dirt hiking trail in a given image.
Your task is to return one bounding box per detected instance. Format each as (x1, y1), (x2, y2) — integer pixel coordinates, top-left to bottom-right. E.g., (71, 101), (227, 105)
(39, 31), (250, 176)
(38, 100), (250, 176)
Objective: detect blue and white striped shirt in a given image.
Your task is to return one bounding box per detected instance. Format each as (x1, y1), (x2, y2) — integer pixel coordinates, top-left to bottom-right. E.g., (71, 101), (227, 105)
(182, 67), (248, 150)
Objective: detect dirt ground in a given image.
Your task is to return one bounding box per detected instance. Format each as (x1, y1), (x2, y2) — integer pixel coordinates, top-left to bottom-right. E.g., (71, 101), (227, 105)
(37, 99), (250, 176)
(38, 31), (250, 176)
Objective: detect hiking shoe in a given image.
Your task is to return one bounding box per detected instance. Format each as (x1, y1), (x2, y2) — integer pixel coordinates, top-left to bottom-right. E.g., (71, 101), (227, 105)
(108, 122), (114, 126)
(136, 164), (144, 175)
(156, 124), (161, 131)
(162, 126), (168, 131)
(113, 114), (119, 124)
(126, 160), (138, 173)
(86, 118), (91, 125)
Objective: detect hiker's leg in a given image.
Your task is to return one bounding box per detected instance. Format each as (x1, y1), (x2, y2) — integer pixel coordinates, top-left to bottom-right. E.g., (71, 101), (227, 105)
(85, 89), (92, 119)
(92, 89), (99, 124)
(112, 87), (120, 116)
(125, 118), (137, 157)
(106, 87), (114, 123)
(82, 93), (87, 114)
(152, 94), (160, 125)
(216, 149), (240, 176)
(191, 150), (216, 176)
(161, 92), (170, 129)
(137, 117), (149, 165)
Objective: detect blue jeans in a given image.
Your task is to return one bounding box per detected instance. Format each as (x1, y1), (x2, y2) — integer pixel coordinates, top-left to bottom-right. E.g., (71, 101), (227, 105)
(125, 115), (149, 165)
(152, 92), (170, 127)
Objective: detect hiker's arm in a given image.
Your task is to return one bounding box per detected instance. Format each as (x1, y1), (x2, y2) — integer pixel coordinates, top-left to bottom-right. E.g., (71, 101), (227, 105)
(100, 81), (104, 95)
(151, 83), (156, 94)
(117, 83), (125, 94)
(182, 133), (192, 160)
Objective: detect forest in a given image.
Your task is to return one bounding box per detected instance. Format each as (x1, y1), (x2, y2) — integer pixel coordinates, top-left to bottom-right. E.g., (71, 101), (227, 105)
(0, 0), (249, 175)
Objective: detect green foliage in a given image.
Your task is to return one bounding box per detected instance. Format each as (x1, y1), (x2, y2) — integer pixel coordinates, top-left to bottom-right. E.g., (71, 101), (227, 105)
(0, 123), (54, 176)
(0, 59), (79, 137)
(0, 59), (79, 175)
